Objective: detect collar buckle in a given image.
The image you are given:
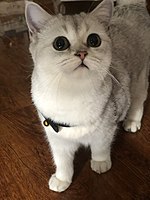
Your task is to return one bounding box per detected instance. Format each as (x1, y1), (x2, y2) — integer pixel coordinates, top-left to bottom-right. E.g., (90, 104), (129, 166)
(43, 117), (71, 133)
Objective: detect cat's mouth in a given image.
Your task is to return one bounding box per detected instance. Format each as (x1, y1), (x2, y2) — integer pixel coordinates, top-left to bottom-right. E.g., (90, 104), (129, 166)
(74, 62), (89, 71)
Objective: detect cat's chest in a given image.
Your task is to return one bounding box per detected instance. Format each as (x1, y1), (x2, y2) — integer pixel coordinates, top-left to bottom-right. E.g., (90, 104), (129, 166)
(32, 83), (102, 125)
(31, 71), (112, 125)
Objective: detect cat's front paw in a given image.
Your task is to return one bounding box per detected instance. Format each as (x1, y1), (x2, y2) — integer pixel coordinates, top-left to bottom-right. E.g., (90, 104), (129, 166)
(49, 174), (71, 192)
(91, 159), (112, 174)
(123, 120), (141, 133)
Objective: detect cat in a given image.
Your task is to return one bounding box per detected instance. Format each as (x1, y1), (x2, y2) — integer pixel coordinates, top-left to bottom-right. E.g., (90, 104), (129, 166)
(25, 0), (150, 192)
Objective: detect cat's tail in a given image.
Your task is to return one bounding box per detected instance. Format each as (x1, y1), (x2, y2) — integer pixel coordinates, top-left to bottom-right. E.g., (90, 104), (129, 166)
(116, 0), (145, 5)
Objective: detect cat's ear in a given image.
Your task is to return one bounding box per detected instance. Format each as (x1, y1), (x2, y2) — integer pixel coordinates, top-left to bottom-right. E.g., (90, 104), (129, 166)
(25, 1), (51, 33)
(91, 0), (113, 25)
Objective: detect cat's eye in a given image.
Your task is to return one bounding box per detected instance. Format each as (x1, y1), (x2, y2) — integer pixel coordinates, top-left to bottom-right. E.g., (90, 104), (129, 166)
(87, 33), (101, 48)
(53, 36), (70, 51)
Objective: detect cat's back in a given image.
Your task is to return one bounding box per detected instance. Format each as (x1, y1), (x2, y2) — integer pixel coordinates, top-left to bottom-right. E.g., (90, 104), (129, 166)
(110, 2), (150, 74)
(113, 2), (149, 21)
(111, 2), (150, 44)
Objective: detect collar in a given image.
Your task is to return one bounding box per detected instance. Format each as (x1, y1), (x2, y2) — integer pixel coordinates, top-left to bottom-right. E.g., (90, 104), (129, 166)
(42, 115), (71, 133)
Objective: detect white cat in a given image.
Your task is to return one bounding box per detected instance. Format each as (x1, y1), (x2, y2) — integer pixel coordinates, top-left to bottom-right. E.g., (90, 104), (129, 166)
(25, 0), (150, 192)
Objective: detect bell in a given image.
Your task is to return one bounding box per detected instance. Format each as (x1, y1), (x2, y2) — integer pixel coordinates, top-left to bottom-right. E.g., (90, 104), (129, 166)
(43, 119), (49, 127)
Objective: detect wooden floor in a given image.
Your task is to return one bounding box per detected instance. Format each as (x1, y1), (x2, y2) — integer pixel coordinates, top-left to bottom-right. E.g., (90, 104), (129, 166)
(0, 33), (150, 200)
(0, 4), (150, 200)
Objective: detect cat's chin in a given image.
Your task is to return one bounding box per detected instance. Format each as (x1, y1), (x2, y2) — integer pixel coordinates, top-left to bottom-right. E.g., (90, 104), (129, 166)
(74, 64), (89, 71)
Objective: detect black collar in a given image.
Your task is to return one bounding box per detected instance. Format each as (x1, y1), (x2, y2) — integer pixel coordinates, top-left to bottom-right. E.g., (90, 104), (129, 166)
(42, 116), (71, 133)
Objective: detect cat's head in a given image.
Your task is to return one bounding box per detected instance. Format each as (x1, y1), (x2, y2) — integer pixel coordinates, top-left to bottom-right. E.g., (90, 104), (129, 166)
(25, 0), (113, 81)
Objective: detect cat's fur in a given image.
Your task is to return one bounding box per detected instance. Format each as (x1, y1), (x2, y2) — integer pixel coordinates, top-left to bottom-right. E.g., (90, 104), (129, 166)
(25, 0), (150, 192)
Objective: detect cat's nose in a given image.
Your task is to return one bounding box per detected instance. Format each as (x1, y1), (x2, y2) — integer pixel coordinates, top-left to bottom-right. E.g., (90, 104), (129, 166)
(75, 51), (88, 60)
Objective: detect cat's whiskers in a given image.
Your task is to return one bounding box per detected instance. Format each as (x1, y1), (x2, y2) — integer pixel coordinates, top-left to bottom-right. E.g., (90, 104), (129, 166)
(88, 56), (103, 63)
(86, 56), (121, 86)
(57, 58), (78, 66)
(110, 65), (124, 73)
(60, 60), (81, 71)
(56, 58), (70, 65)
(105, 69), (121, 85)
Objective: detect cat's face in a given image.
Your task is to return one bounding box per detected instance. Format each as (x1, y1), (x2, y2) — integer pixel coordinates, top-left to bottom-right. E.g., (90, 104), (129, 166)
(25, 0), (113, 81)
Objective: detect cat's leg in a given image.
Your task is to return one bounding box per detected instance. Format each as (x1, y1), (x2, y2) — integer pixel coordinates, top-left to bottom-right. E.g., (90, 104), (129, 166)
(91, 149), (112, 174)
(90, 129), (115, 174)
(91, 146), (112, 174)
(48, 137), (78, 192)
(123, 66), (149, 133)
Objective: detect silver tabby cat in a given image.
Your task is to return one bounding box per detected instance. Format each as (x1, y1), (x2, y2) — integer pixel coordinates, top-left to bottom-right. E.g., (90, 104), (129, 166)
(25, 0), (150, 192)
